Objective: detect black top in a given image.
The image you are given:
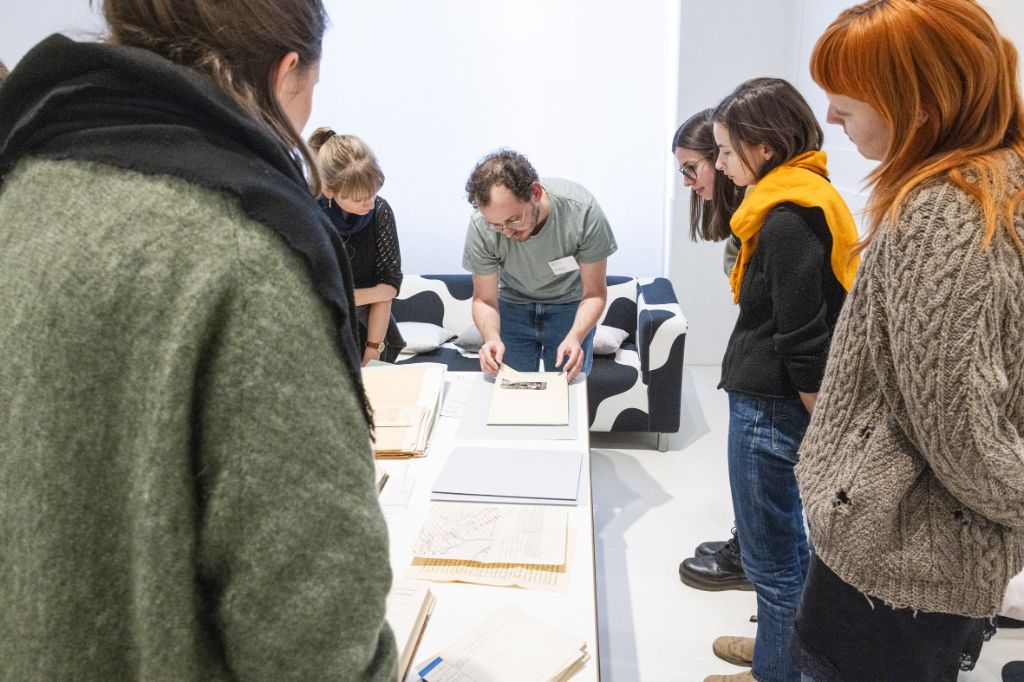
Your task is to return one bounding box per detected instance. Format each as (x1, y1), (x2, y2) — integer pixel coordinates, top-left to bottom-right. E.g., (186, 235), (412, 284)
(793, 554), (989, 681)
(320, 196), (403, 292)
(719, 202), (846, 399)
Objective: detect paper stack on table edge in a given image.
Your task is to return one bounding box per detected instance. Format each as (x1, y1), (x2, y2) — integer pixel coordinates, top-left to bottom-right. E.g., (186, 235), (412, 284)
(363, 364), (445, 458)
(415, 604), (589, 682)
(385, 579), (436, 682)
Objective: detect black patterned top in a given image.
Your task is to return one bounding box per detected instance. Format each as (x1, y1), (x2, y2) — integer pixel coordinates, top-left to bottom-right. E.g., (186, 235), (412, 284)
(320, 196), (403, 292)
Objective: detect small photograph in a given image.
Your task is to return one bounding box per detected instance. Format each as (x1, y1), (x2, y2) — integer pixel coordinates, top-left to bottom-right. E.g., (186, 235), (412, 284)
(500, 379), (547, 391)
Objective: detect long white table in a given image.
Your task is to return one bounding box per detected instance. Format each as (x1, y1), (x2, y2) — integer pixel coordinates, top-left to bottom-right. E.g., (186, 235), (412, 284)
(379, 372), (599, 681)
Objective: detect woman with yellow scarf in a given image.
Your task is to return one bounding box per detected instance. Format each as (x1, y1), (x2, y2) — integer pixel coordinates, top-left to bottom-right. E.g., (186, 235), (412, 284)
(703, 78), (859, 682)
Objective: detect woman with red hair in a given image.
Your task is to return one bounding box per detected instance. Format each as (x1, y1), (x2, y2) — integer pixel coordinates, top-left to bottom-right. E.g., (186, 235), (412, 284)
(794, 1), (1024, 679)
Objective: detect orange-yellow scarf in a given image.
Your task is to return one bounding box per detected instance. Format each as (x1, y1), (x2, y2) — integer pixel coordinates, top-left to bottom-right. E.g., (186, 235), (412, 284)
(728, 150), (860, 303)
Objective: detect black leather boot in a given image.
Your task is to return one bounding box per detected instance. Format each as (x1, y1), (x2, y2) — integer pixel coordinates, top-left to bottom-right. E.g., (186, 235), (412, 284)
(695, 539), (727, 556)
(679, 530), (753, 591)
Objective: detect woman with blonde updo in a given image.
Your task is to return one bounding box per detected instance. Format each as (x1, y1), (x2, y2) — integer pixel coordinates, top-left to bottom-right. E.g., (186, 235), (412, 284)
(309, 128), (405, 364)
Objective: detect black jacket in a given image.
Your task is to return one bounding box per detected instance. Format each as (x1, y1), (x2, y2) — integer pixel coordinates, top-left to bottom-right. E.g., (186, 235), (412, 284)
(719, 202), (847, 399)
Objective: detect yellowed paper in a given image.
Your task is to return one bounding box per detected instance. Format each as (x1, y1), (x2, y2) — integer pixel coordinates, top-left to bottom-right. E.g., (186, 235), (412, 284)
(363, 365), (444, 457)
(411, 502), (568, 566)
(373, 404), (424, 427)
(405, 530), (576, 592)
(486, 365), (568, 426)
(363, 364), (426, 409)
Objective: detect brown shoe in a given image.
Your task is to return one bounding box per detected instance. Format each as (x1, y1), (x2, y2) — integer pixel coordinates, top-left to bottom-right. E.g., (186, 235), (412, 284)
(703, 671), (755, 682)
(712, 636), (755, 666)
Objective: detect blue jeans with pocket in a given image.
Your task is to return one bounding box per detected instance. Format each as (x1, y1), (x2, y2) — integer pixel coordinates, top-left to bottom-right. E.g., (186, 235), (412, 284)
(727, 391), (811, 682)
(498, 299), (594, 376)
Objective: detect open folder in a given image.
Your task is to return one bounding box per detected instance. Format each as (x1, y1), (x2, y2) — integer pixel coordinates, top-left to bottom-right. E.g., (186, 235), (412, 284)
(486, 365), (569, 426)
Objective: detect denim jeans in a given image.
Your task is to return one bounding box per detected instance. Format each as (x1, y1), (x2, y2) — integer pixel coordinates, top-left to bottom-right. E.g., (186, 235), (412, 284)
(727, 391), (811, 682)
(498, 299), (594, 376)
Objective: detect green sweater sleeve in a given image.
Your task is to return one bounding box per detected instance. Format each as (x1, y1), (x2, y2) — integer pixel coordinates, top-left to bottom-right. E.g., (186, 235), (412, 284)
(195, 222), (397, 679)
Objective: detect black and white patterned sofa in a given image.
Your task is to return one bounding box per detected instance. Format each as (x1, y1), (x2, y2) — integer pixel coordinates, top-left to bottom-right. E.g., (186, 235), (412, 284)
(391, 275), (687, 450)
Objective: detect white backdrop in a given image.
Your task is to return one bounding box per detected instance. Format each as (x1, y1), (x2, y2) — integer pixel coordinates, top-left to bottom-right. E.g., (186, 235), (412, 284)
(3, 1), (1022, 364)
(310, 0), (677, 277)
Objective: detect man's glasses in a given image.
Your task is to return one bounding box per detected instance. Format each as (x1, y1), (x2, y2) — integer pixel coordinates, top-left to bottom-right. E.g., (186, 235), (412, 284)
(677, 155), (711, 182)
(487, 205), (529, 232)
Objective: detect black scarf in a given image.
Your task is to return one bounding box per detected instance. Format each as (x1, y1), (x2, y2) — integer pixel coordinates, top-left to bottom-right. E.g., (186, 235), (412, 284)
(0, 35), (372, 427)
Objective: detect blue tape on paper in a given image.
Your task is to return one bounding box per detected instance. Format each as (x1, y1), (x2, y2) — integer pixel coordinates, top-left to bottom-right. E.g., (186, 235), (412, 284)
(418, 656), (443, 678)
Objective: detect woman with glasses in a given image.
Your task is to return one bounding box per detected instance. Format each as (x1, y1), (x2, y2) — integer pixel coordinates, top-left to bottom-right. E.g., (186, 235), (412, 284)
(672, 109), (757, 665)
(707, 77), (860, 682)
(309, 129), (405, 365)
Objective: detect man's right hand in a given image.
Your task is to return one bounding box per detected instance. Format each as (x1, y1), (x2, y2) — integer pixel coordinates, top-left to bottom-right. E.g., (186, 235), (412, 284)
(479, 339), (505, 374)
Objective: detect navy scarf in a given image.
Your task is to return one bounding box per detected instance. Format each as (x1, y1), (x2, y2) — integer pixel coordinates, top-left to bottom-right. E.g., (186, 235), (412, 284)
(319, 197), (376, 237)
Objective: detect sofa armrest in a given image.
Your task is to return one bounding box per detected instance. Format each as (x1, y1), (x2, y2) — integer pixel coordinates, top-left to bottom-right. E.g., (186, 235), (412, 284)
(636, 277), (688, 433)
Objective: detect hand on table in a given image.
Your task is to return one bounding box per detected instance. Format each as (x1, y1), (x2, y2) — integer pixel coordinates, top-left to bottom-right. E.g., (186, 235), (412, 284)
(555, 336), (584, 382)
(479, 339), (505, 375)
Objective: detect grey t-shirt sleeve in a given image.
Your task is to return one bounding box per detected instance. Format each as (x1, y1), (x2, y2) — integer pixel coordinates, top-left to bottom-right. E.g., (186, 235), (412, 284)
(723, 233), (740, 277)
(576, 199), (617, 264)
(461, 217), (501, 275)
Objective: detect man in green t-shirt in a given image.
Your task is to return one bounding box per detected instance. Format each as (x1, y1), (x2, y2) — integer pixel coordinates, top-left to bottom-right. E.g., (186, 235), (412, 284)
(462, 149), (617, 380)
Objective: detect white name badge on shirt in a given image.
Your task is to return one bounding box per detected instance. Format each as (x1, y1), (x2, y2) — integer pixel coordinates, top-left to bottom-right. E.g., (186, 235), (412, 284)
(548, 256), (580, 275)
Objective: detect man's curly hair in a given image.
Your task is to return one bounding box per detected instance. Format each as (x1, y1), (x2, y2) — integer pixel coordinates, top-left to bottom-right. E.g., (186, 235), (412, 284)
(465, 148), (538, 208)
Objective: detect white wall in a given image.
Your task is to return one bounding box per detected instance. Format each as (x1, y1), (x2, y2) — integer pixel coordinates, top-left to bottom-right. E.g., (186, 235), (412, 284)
(312, 0), (677, 276)
(666, 0), (803, 365)
(0, 1), (105, 66)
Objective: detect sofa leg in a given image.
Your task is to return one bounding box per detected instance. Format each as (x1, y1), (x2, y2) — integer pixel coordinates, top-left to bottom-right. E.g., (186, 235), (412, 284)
(656, 433), (669, 452)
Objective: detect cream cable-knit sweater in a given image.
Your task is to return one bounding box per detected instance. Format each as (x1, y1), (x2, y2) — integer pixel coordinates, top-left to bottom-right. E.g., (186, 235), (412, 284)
(796, 151), (1024, 617)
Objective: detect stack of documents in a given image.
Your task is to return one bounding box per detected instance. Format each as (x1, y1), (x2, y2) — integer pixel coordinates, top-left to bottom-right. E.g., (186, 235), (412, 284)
(487, 365), (568, 425)
(362, 365), (445, 457)
(385, 579), (436, 682)
(415, 604), (589, 682)
(407, 502), (573, 591)
(431, 447), (583, 505)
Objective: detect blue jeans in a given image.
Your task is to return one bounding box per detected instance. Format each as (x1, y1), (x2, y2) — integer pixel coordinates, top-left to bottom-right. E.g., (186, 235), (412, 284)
(498, 299), (594, 376)
(727, 392), (811, 682)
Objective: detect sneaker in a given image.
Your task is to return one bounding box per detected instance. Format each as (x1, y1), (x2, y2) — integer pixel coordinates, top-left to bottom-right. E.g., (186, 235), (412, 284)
(712, 636), (754, 666)
(679, 532), (753, 591)
(1004, 660), (1024, 682)
(703, 671), (755, 682)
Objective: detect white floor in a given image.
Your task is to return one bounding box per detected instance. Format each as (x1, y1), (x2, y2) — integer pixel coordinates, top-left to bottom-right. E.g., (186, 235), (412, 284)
(589, 365), (1023, 682)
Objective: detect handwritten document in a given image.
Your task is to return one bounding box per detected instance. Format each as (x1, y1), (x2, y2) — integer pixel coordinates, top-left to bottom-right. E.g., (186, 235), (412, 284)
(411, 502), (568, 566)
(406, 530), (576, 592)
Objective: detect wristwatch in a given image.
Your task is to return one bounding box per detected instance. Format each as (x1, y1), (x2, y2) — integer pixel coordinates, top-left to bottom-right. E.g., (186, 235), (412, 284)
(365, 340), (385, 353)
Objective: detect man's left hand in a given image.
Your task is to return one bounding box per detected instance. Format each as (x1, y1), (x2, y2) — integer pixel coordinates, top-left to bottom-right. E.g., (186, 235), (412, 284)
(555, 336), (584, 381)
